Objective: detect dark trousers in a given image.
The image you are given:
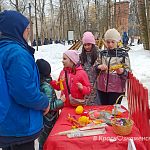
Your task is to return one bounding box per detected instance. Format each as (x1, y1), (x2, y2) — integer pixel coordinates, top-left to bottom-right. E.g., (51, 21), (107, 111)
(95, 90), (101, 105)
(97, 90), (124, 105)
(2, 141), (35, 150)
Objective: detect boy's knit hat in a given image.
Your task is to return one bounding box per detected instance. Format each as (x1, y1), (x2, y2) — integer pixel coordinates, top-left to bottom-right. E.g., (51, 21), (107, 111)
(82, 31), (96, 44)
(104, 28), (121, 42)
(36, 59), (51, 77)
(64, 50), (79, 65)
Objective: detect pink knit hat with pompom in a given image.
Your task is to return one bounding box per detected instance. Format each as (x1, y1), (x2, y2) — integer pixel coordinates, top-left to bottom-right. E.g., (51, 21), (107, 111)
(64, 50), (79, 65)
(82, 31), (96, 44)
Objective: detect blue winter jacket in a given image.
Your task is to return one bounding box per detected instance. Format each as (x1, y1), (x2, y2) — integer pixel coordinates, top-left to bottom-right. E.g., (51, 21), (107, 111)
(0, 39), (49, 136)
(0, 10), (49, 138)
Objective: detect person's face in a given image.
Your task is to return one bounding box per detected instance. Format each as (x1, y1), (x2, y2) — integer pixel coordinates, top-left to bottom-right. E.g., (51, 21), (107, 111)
(105, 40), (117, 49)
(23, 25), (30, 41)
(83, 43), (93, 52)
(62, 54), (74, 68)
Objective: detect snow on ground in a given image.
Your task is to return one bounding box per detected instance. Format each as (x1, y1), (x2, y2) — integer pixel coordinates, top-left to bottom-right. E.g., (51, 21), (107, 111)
(128, 42), (150, 108)
(128, 44), (150, 93)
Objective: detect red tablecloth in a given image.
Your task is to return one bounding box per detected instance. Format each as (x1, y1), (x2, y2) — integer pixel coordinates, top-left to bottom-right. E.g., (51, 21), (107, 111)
(44, 106), (146, 150)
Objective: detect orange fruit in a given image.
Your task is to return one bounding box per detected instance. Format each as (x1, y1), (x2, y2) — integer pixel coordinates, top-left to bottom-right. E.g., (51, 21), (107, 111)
(78, 116), (89, 126)
(75, 105), (84, 115)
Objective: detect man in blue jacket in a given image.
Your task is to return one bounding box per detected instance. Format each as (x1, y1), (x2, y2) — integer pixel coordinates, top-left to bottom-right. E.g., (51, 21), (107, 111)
(0, 10), (49, 150)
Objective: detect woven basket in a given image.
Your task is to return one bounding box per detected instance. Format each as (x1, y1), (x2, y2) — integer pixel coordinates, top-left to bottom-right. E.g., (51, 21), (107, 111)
(111, 118), (133, 136)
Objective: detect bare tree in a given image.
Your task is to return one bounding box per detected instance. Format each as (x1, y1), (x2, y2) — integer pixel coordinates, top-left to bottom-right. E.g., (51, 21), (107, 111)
(37, 0), (46, 44)
(0, 1), (2, 11)
(34, 0), (39, 50)
(65, 0), (71, 30)
(76, 1), (82, 38)
(94, 0), (107, 37)
(81, 0), (90, 31)
(58, 0), (64, 40)
(146, 0), (150, 49)
(113, 0), (116, 28)
(28, 3), (33, 46)
(0, 0), (3, 11)
(137, 0), (149, 49)
(106, 0), (111, 29)
(9, 0), (28, 13)
(49, 0), (55, 39)
(5, 0), (148, 48)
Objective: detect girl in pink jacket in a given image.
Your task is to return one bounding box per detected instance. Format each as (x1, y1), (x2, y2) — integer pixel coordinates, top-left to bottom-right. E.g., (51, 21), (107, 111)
(50, 50), (91, 107)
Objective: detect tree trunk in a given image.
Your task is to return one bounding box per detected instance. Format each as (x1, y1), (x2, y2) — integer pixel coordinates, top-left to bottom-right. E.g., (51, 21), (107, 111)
(113, 0), (116, 28)
(9, 0), (19, 11)
(81, 0), (87, 30)
(146, 0), (150, 49)
(137, 0), (149, 49)
(29, 3), (33, 47)
(35, 0), (38, 50)
(59, 2), (63, 40)
(65, 0), (70, 30)
(107, 0), (111, 29)
(49, 0), (55, 39)
(76, 1), (81, 39)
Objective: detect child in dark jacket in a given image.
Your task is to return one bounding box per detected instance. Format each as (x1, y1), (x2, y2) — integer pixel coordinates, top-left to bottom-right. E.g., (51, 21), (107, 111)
(36, 59), (64, 150)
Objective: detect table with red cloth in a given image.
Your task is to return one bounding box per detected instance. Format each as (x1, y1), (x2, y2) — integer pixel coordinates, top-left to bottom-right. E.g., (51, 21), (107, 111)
(44, 106), (146, 150)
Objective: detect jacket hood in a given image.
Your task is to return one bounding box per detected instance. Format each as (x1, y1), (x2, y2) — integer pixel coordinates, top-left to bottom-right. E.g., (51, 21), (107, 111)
(0, 10), (29, 46)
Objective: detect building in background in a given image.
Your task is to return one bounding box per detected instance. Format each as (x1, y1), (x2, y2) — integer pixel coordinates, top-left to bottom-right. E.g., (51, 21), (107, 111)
(115, 1), (130, 35)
